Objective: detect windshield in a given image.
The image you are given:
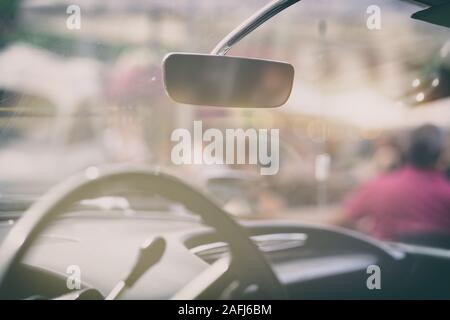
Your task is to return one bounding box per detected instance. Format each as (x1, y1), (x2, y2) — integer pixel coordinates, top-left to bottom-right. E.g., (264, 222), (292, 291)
(1, 0), (449, 223)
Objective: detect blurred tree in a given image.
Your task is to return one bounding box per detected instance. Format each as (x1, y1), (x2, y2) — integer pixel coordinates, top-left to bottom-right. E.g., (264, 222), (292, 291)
(0, 0), (20, 124)
(0, 0), (20, 48)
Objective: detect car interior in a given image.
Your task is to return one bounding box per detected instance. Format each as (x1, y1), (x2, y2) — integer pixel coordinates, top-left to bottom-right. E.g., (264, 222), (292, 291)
(1, 0), (450, 300)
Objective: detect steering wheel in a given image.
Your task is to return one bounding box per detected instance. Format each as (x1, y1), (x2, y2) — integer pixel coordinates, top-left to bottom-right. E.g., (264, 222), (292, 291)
(0, 166), (287, 299)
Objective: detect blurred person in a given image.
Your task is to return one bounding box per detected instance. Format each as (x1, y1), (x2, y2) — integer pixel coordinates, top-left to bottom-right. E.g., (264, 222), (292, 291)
(330, 124), (450, 248)
(352, 135), (405, 183)
(440, 131), (450, 180)
(372, 136), (404, 172)
(103, 49), (159, 163)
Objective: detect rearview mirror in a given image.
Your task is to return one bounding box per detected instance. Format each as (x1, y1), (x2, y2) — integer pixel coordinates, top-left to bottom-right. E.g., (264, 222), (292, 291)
(163, 53), (294, 108)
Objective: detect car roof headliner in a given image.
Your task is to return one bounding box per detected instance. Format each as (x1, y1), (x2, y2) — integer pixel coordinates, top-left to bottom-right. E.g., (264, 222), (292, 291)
(412, 0), (450, 5)
(408, 0), (450, 28)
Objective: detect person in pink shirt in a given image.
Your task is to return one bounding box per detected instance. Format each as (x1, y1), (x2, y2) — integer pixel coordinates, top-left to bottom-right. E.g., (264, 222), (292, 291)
(336, 124), (450, 247)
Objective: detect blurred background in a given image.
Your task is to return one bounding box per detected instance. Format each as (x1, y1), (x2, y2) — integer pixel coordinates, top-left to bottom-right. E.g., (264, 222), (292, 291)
(0, 0), (449, 221)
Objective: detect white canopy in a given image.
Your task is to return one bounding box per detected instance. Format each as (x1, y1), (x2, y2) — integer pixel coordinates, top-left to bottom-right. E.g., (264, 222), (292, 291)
(283, 81), (450, 130)
(0, 43), (103, 113)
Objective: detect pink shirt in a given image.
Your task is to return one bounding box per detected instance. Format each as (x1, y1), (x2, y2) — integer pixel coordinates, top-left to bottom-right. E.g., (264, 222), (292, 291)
(345, 165), (450, 241)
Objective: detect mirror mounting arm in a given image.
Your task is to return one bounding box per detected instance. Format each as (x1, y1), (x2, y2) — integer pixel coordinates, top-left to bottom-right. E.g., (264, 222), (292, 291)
(211, 0), (301, 56)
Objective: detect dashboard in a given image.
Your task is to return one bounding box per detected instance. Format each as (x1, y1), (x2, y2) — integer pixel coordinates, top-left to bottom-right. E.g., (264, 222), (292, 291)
(1, 211), (450, 299)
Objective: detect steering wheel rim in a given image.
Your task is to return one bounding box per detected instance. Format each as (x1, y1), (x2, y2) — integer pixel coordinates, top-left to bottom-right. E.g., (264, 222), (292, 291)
(0, 165), (286, 299)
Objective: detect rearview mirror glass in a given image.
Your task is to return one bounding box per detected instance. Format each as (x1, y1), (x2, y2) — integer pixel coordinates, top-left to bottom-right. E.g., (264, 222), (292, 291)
(163, 53), (294, 108)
